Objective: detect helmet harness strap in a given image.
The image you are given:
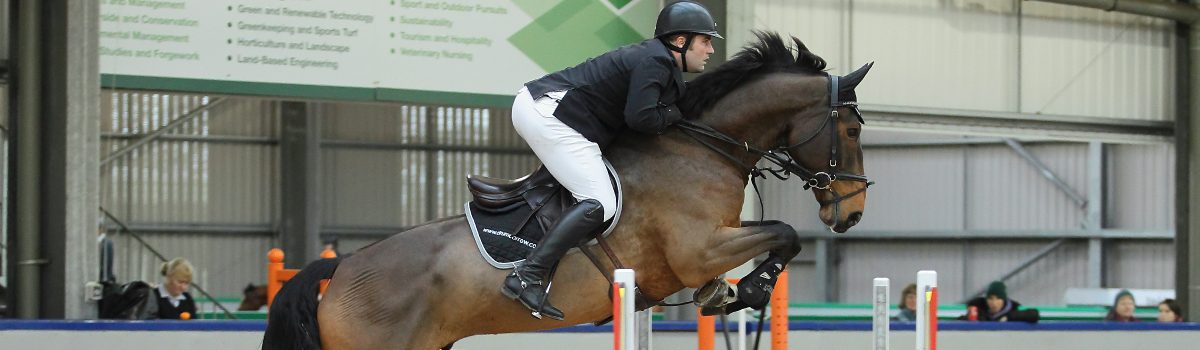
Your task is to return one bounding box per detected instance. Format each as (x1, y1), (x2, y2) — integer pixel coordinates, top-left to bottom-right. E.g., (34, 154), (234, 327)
(662, 34), (696, 73)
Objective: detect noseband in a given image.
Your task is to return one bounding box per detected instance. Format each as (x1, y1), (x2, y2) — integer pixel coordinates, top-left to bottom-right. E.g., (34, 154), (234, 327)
(676, 73), (873, 220)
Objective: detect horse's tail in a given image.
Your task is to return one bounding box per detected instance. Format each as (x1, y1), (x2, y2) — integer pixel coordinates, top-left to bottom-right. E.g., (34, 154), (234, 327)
(262, 256), (344, 350)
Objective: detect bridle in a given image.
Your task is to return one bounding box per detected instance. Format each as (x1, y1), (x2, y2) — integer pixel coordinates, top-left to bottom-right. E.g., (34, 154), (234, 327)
(676, 73), (874, 221)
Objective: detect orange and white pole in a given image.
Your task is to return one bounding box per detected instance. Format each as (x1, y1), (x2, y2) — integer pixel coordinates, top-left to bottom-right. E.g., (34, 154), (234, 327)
(697, 309), (715, 350)
(916, 270), (938, 350)
(770, 270), (788, 350)
(614, 269), (636, 350)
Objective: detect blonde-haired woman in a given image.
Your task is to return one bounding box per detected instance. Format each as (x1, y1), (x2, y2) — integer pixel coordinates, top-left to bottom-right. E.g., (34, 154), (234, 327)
(150, 257), (197, 319)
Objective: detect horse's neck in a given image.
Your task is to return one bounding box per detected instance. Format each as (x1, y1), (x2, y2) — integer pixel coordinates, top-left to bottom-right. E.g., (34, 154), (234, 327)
(607, 131), (753, 215)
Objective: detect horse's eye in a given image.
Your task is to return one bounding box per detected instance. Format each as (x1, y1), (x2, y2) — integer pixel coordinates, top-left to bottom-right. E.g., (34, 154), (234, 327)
(847, 128), (860, 138)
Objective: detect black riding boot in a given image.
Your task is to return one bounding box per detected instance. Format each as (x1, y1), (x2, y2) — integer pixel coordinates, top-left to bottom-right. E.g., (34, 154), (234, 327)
(502, 199), (605, 320)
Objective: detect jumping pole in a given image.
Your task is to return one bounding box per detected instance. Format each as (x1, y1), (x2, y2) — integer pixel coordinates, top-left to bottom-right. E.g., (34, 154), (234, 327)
(916, 270), (938, 350)
(872, 277), (889, 350)
(614, 269), (637, 350)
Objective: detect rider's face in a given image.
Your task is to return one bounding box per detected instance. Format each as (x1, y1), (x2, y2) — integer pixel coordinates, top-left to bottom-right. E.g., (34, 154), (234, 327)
(684, 35), (715, 72)
(671, 35), (715, 72)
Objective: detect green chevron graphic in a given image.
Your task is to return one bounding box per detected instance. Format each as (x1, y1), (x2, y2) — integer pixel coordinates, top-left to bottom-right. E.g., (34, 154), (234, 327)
(509, 0), (656, 72)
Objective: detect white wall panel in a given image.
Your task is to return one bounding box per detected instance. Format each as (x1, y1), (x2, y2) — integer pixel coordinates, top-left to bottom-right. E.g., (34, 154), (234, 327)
(851, 0), (1018, 110)
(1106, 241), (1175, 290)
(731, 0), (1175, 121)
(852, 147), (966, 231)
(836, 241), (966, 304)
(1110, 144), (1174, 230)
(1020, 2), (1174, 120)
(966, 144), (1087, 230)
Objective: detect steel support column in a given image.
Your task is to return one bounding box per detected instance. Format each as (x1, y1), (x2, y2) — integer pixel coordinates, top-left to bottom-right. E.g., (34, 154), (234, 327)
(1179, 1), (1200, 323)
(11, 0), (41, 319)
(1086, 141), (1106, 288)
(10, 0), (101, 318)
(279, 101), (321, 265)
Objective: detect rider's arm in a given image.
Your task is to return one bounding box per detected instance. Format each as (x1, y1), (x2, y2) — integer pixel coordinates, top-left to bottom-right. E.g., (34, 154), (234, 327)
(624, 56), (682, 134)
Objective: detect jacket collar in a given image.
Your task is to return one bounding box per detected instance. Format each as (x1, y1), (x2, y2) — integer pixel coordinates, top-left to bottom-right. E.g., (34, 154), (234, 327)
(648, 38), (687, 95)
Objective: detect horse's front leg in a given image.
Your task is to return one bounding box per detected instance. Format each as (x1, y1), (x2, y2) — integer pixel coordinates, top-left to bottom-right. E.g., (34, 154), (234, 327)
(690, 220), (801, 315)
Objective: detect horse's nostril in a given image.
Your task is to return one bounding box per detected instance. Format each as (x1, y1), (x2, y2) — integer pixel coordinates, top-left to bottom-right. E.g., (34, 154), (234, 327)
(848, 212), (862, 223)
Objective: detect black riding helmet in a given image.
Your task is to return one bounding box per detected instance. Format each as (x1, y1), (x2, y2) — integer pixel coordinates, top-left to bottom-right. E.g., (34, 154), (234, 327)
(655, 1), (722, 73)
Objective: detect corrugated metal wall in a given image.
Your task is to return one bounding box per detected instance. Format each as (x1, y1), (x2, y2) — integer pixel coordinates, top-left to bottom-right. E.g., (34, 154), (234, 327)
(88, 0), (1177, 305)
(1110, 144), (1175, 230)
(735, 0), (1174, 119)
(1020, 2), (1174, 120)
(100, 92), (537, 297)
(737, 0), (1180, 304)
(100, 91), (278, 297)
(765, 142), (1173, 304)
(319, 102), (537, 230)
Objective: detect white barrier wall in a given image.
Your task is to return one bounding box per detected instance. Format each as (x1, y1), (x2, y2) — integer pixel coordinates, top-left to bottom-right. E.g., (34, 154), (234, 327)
(2, 323), (1198, 350)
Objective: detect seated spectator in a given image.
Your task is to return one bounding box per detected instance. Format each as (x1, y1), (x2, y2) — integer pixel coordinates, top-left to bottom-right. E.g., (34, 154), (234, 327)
(958, 281), (1039, 323)
(1104, 289), (1138, 322)
(143, 257), (197, 320)
(896, 283), (917, 321)
(1157, 298), (1185, 322)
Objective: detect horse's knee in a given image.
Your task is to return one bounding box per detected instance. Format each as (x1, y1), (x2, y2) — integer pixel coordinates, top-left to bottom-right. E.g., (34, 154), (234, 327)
(766, 223), (801, 258)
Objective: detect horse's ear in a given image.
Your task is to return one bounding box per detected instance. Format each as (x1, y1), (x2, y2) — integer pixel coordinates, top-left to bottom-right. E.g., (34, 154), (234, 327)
(839, 62), (874, 92)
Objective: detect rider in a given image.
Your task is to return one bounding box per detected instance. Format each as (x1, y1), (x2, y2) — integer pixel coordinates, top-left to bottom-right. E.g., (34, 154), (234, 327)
(501, 1), (720, 321)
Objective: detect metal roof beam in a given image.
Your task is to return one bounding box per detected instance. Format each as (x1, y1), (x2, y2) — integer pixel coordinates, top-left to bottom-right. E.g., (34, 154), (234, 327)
(860, 104), (1173, 144)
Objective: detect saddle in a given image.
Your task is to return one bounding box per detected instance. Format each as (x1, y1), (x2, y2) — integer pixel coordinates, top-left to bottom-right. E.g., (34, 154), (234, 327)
(467, 166), (572, 241)
(464, 164), (622, 269)
(465, 164), (660, 321)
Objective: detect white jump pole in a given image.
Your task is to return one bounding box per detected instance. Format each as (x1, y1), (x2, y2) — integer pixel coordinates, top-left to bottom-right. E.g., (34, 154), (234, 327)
(916, 270), (938, 350)
(872, 277), (889, 350)
(614, 269), (637, 350)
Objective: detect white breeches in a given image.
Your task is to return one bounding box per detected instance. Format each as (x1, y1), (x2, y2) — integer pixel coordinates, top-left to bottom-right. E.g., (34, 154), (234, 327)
(511, 87), (617, 221)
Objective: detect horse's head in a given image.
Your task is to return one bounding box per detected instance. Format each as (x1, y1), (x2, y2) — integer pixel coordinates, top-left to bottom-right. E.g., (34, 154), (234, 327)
(781, 63), (873, 233)
(680, 32), (871, 233)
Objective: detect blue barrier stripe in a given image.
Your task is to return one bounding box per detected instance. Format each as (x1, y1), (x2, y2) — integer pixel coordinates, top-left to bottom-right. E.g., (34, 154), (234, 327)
(0, 320), (266, 332)
(2, 320), (1197, 332)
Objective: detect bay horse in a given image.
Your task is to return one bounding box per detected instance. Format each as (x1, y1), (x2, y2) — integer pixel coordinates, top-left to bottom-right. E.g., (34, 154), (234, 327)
(263, 32), (872, 349)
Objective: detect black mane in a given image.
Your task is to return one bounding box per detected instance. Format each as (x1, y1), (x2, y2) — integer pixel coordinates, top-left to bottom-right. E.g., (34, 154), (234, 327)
(680, 31), (827, 117)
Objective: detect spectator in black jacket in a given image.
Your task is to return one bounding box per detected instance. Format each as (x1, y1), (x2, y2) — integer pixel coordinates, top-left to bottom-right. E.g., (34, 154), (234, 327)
(145, 257), (197, 320)
(959, 281), (1039, 323)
